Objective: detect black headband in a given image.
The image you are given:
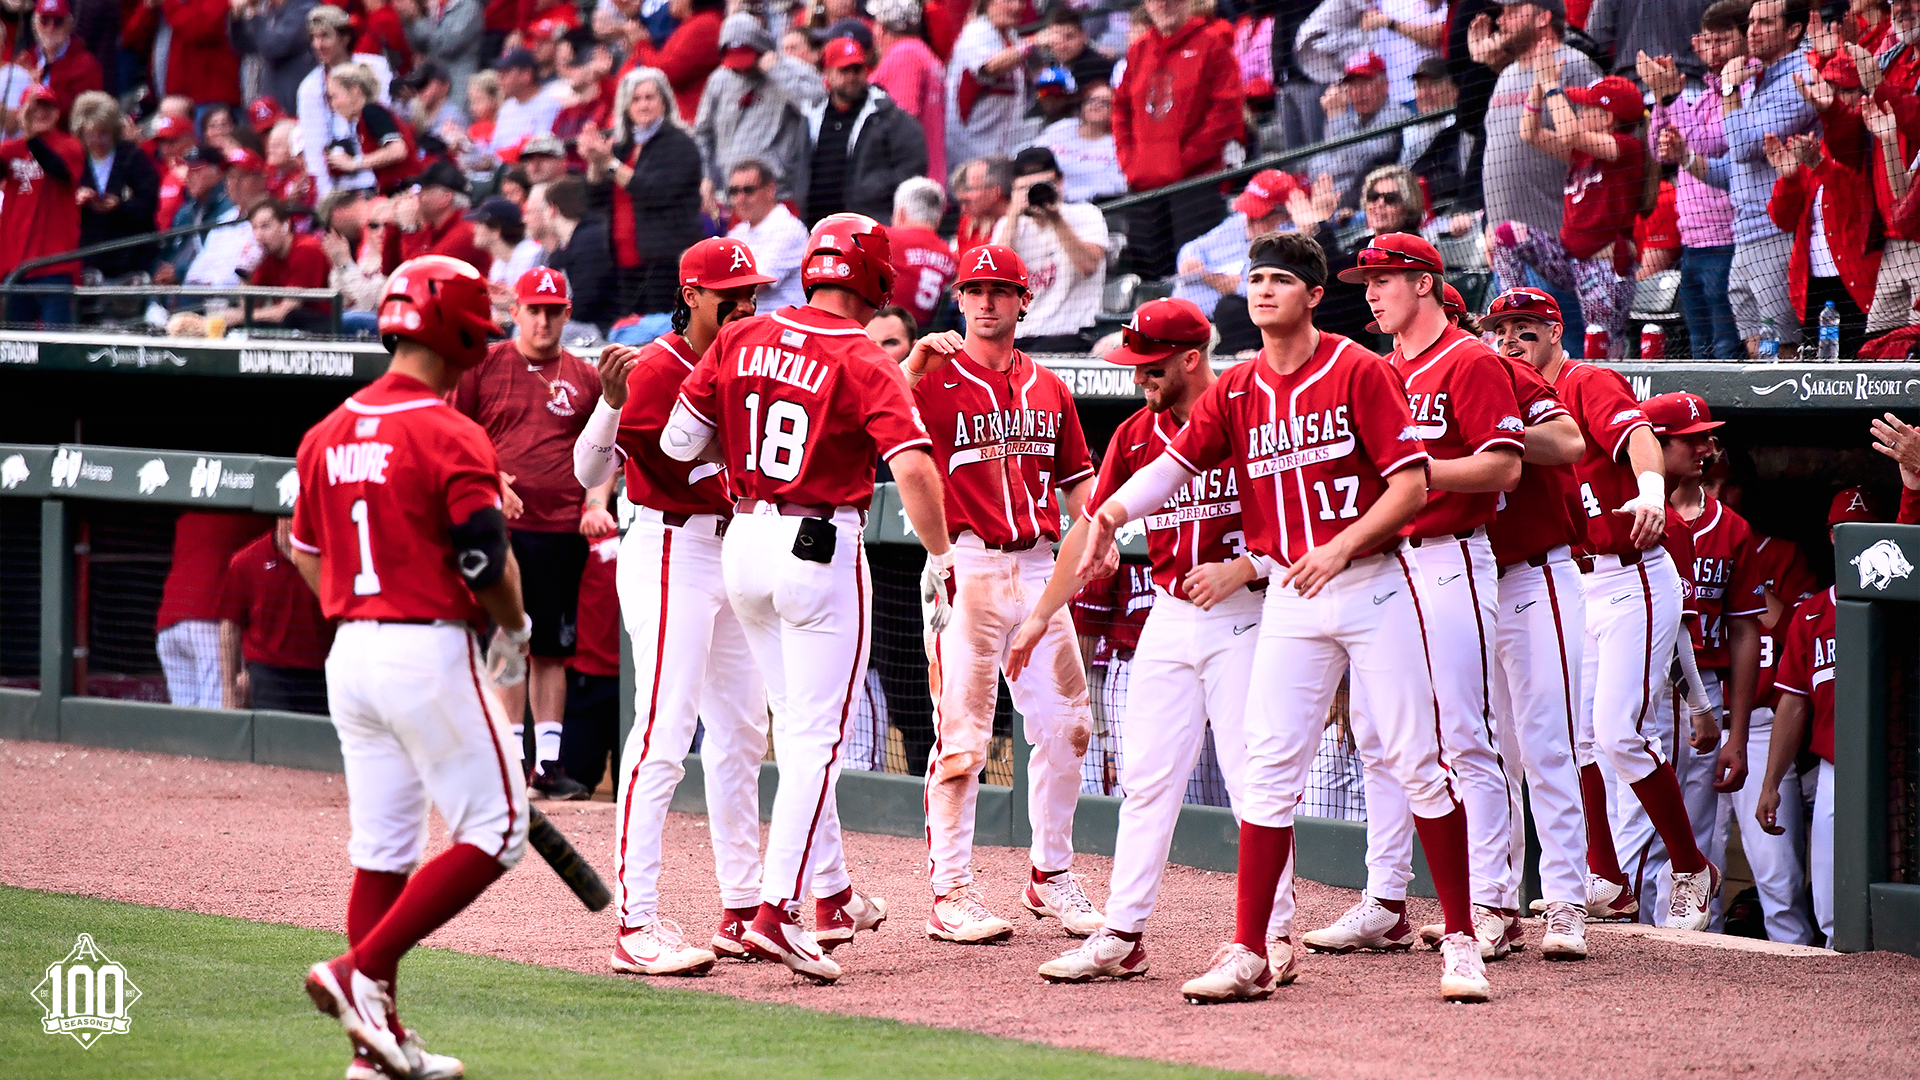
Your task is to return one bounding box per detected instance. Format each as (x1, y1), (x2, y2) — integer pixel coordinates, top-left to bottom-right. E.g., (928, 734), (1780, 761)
(1247, 254), (1326, 289)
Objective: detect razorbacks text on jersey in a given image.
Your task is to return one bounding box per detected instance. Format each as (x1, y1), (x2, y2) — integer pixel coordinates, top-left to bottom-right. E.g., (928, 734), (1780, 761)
(1085, 406), (1249, 602)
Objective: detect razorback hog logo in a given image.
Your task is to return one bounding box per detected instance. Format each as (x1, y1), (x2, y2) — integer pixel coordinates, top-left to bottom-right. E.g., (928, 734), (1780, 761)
(1852, 539), (1914, 591)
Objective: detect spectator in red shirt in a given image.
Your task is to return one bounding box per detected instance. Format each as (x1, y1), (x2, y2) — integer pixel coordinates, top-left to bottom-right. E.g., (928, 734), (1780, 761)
(22, 0), (102, 123)
(216, 518), (335, 715)
(1110, 0), (1244, 278)
(396, 158), (491, 272)
(1496, 68), (1648, 356)
(558, 532), (621, 794)
(951, 154), (1008, 255)
(324, 60), (419, 193)
(0, 85), (84, 326)
(245, 199), (335, 326)
(147, 113), (197, 232)
(888, 174), (958, 329)
(450, 265), (611, 797)
(162, 0), (243, 106)
(619, 0), (723, 122)
(1635, 178), (1681, 279)
(156, 511), (272, 709)
(262, 119), (314, 209)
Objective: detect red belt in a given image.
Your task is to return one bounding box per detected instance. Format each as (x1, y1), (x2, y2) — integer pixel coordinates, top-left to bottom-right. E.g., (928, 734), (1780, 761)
(973, 536), (1042, 552)
(1496, 551), (1555, 580)
(1576, 549), (1644, 574)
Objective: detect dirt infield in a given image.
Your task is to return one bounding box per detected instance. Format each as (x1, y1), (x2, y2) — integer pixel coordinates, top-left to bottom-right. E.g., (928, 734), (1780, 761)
(4, 739), (1918, 1080)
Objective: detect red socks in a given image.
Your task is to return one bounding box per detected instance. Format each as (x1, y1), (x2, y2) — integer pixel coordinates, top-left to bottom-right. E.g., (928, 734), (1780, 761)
(1630, 762), (1708, 874)
(1580, 764), (1629, 884)
(346, 869), (408, 948)
(1373, 897), (1406, 914)
(1233, 822), (1293, 953)
(351, 844), (504, 985)
(1413, 802), (1473, 936)
(1031, 866), (1065, 884)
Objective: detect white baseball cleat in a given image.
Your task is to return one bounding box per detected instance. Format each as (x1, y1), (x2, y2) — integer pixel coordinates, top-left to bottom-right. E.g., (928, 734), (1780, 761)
(1539, 901), (1589, 960)
(345, 1031), (466, 1080)
(1021, 872), (1105, 937)
(1264, 938), (1301, 987)
(306, 955), (410, 1077)
(610, 919), (717, 976)
(1438, 931), (1491, 1003)
(815, 890), (888, 952)
(742, 908), (841, 984)
(1533, 873), (1639, 921)
(1662, 861), (1722, 933)
(926, 887), (1015, 943)
(1037, 928), (1149, 983)
(1302, 895), (1416, 953)
(1419, 906), (1515, 959)
(1181, 942), (1275, 1004)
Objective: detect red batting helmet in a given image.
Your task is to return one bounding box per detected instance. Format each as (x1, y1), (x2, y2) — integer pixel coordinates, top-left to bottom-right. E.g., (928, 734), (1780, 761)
(801, 213), (895, 308)
(954, 244), (1030, 293)
(377, 255), (502, 370)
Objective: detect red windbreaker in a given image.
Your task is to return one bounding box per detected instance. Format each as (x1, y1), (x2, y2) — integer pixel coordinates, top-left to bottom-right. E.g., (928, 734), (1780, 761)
(1767, 154), (1883, 317)
(156, 0), (241, 105)
(1110, 16), (1245, 191)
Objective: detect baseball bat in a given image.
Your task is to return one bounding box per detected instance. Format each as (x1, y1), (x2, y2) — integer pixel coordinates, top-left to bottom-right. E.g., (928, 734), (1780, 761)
(527, 806), (612, 912)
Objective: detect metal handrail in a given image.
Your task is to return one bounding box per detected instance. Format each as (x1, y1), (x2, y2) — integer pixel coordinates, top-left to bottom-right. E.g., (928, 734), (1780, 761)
(1093, 106), (1461, 214)
(2, 216), (240, 286)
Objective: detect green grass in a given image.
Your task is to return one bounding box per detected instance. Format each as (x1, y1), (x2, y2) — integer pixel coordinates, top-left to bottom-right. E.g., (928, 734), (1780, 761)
(0, 886), (1266, 1079)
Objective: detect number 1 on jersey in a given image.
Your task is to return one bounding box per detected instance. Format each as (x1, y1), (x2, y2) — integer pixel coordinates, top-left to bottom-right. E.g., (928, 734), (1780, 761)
(1312, 476), (1360, 521)
(350, 498), (381, 596)
(743, 392), (810, 482)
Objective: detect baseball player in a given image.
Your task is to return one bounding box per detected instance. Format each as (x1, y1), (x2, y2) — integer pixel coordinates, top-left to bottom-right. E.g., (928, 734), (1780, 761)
(1298, 234), (1527, 962)
(661, 213), (956, 984)
(292, 255), (529, 1079)
(1078, 232), (1488, 1005)
(1481, 286), (1720, 932)
(995, 298), (1287, 982)
(895, 244), (1104, 944)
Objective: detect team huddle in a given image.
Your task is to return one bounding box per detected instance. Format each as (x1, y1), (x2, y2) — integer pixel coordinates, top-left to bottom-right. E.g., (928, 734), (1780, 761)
(284, 209), (1836, 1076)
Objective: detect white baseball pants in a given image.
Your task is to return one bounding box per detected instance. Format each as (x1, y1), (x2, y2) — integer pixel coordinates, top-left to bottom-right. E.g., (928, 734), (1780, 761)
(157, 619), (224, 709)
(925, 537), (1092, 894)
(1350, 532), (1516, 909)
(1578, 551), (1685, 783)
(1238, 549), (1458, 940)
(1489, 549), (1590, 909)
(612, 513), (832, 927)
(1104, 587), (1263, 934)
(1725, 704), (1815, 944)
(1620, 676), (1731, 926)
(325, 622), (530, 874)
(1811, 759), (1835, 943)
(720, 506), (870, 910)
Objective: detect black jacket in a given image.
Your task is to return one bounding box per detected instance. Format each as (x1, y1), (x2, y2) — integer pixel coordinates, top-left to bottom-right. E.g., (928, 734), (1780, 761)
(800, 88), (927, 223)
(547, 216), (620, 331)
(78, 141), (163, 279)
(607, 124), (704, 263)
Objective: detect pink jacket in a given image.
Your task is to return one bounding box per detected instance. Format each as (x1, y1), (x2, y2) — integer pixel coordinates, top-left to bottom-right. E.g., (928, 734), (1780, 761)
(873, 36), (947, 181)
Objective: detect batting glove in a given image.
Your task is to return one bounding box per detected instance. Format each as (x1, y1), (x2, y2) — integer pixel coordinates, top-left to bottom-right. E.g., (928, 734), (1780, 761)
(921, 549), (957, 635)
(486, 618), (534, 688)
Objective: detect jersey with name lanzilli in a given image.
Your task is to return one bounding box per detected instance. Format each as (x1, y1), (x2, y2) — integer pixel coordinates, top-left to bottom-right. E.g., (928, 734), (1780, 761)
(291, 371), (503, 625)
(1166, 333), (1429, 567)
(677, 305), (932, 510)
(1388, 325), (1525, 538)
(1085, 403), (1249, 602)
(913, 349), (1094, 546)
(615, 332), (734, 517)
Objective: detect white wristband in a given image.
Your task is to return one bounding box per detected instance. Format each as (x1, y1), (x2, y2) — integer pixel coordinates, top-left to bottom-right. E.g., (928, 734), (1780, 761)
(1637, 470), (1665, 507)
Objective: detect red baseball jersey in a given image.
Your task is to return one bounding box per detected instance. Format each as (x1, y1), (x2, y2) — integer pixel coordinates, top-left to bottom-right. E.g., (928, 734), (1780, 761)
(1756, 608), (1790, 710)
(1684, 496), (1768, 670)
(291, 371), (505, 625)
(1075, 561), (1154, 662)
(1774, 586), (1837, 763)
(1551, 359), (1653, 558)
(1488, 357), (1581, 565)
(914, 349), (1094, 546)
(1167, 333), (1428, 567)
(1664, 505), (1699, 618)
(616, 333), (733, 517)
(888, 223), (959, 330)
(1390, 326), (1526, 538)
(1562, 136), (1647, 262)
(216, 532), (336, 669)
(568, 533), (622, 678)
(1746, 535), (1819, 608)
(677, 305), (933, 510)
(450, 340), (602, 533)
(157, 512), (274, 630)
(1084, 404), (1248, 601)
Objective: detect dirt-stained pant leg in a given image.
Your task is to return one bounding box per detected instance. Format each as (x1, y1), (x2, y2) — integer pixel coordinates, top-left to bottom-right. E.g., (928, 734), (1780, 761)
(925, 544), (1016, 895)
(1000, 546), (1093, 877)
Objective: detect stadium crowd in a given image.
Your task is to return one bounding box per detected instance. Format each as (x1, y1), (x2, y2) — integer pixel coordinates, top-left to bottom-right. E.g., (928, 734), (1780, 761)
(0, 0), (1915, 356)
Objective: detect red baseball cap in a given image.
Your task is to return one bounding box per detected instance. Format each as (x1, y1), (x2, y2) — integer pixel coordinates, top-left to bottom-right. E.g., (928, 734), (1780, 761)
(225, 147), (268, 175)
(20, 84), (57, 108)
(954, 244), (1030, 292)
(35, 0), (70, 19)
(1231, 169), (1299, 220)
(1642, 391), (1723, 436)
(721, 45), (761, 71)
(1565, 75), (1646, 123)
(1335, 232), (1445, 283)
(525, 16), (564, 42)
(1104, 298), (1212, 366)
(1343, 51), (1387, 81)
(1819, 53), (1863, 91)
(515, 266), (573, 306)
(150, 114), (193, 141)
(247, 96), (286, 133)
(1441, 283), (1465, 319)
(680, 237), (777, 289)
(1483, 286), (1564, 329)
(1829, 486), (1880, 525)
(823, 37), (867, 70)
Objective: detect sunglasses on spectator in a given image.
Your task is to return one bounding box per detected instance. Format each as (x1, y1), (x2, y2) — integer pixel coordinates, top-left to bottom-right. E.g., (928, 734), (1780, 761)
(727, 182), (766, 197)
(1364, 189), (1404, 206)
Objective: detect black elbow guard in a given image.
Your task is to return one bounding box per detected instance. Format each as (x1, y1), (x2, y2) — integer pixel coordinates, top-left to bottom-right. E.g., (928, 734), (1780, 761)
(449, 507), (510, 591)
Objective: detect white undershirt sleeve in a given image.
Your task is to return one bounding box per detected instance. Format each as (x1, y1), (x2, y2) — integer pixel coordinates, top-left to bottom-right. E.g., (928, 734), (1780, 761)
(1107, 453), (1197, 525)
(573, 397), (621, 489)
